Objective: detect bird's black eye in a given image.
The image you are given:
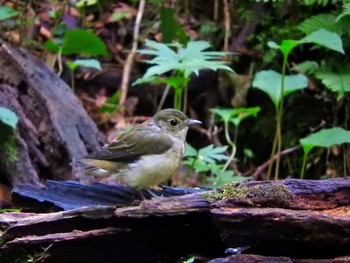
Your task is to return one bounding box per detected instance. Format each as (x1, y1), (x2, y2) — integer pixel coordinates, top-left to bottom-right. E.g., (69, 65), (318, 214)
(169, 119), (178, 126)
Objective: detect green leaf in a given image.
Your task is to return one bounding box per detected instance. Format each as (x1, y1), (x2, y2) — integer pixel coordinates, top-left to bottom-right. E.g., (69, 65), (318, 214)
(136, 39), (234, 80)
(280, 40), (300, 58)
(229, 107), (261, 127)
(300, 127), (350, 155)
(267, 41), (280, 49)
(66, 61), (79, 71)
(73, 59), (102, 70)
(160, 7), (188, 44)
(205, 169), (235, 187)
(252, 70), (308, 108)
(211, 107), (260, 126)
(43, 40), (60, 53)
(292, 60), (320, 74)
(184, 143), (197, 157)
(210, 108), (235, 123)
(99, 91), (120, 113)
(198, 144), (228, 164)
(300, 29), (345, 54)
(0, 107), (18, 129)
(0, 5), (19, 20)
(110, 12), (130, 22)
(315, 65), (350, 99)
(297, 13), (343, 35)
(336, 3), (350, 22)
(61, 29), (108, 56)
(151, 76), (190, 90)
(76, 0), (98, 8)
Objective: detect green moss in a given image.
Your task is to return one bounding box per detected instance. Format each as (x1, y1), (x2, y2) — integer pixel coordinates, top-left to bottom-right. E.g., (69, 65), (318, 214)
(203, 182), (292, 208)
(0, 124), (19, 165)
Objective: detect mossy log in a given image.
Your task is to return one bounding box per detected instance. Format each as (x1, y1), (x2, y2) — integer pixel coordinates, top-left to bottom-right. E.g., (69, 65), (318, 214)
(0, 41), (103, 186)
(0, 178), (350, 262)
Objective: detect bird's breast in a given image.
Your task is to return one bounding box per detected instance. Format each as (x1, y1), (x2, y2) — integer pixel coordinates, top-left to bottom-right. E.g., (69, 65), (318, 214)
(123, 144), (184, 189)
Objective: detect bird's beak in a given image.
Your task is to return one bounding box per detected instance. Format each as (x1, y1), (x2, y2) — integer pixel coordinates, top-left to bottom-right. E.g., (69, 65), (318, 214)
(186, 119), (202, 126)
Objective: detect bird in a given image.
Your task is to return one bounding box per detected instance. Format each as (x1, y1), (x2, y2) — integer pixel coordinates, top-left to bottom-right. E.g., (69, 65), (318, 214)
(79, 108), (202, 189)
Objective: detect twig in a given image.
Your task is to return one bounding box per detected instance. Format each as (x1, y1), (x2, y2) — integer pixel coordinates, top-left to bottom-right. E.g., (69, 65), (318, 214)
(223, 0), (231, 53)
(253, 145), (301, 179)
(118, 0), (146, 109)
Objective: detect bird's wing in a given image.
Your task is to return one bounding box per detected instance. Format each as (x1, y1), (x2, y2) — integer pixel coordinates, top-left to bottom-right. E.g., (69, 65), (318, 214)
(84, 127), (173, 162)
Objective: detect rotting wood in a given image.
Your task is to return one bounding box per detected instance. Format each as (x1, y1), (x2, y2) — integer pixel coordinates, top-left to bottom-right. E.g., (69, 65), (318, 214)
(0, 41), (104, 186)
(1, 178), (350, 261)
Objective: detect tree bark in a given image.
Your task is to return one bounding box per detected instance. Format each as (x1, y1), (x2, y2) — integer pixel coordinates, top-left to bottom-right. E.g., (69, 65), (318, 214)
(0, 41), (104, 186)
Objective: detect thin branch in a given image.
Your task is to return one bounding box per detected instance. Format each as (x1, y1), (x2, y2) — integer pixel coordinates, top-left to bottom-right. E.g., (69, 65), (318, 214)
(253, 145), (301, 179)
(223, 0), (231, 53)
(118, 0), (146, 108)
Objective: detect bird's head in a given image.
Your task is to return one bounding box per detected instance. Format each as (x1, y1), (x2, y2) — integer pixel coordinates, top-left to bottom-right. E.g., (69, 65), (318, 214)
(153, 109), (202, 139)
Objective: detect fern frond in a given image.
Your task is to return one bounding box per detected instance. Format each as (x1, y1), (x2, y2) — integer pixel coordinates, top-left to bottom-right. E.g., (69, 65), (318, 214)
(315, 65), (350, 99)
(292, 61), (320, 74)
(336, 3), (350, 22)
(297, 13), (340, 34)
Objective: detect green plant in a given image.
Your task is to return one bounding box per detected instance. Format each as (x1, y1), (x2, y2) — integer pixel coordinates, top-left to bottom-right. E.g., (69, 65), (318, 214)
(0, 5), (19, 21)
(0, 107), (19, 164)
(252, 28), (344, 180)
(44, 29), (107, 76)
(211, 107), (261, 172)
(135, 39), (234, 111)
(299, 127), (350, 178)
(183, 143), (247, 187)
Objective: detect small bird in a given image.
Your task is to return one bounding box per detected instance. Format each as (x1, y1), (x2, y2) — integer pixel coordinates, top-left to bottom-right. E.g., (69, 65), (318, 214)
(80, 109), (202, 189)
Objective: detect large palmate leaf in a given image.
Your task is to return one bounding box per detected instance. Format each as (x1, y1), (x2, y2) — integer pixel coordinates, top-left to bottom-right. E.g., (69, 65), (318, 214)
(137, 39), (234, 80)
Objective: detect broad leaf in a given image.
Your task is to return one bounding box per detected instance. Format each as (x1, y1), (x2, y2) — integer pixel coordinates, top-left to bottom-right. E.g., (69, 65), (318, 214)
(300, 127), (350, 155)
(160, 7), (188, 44)
(73, 59), (102, 70)
(61, 29), (108, 56)
(0, 5), (18, 20)
(252, 70), (308, 107)
(0, 107), (18, 129)
(211, 107), (260, 126)
(300, 29), (345, 54)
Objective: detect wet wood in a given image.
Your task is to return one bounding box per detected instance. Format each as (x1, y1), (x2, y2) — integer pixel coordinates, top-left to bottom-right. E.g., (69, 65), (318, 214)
(1, 178), (350, 261)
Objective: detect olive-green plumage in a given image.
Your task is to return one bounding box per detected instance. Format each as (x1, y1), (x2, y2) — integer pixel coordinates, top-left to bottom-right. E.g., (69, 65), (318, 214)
(80, 109), (202, 189)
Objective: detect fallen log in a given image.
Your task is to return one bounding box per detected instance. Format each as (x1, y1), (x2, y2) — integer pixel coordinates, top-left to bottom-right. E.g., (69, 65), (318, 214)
(0, 178), (349, 262)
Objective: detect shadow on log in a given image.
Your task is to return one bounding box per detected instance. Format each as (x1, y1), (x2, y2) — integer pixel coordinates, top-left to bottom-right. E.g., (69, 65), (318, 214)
(1, 178), (350, 262)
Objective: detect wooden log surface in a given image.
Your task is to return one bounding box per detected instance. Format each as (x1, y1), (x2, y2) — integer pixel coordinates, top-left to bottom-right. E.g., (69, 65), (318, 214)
(1, 178), (350, 262)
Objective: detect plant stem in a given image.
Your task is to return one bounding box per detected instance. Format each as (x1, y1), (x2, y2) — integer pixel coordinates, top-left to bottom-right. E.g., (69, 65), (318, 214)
(222, 121), (236, 172)
(267, 127), (278, 180)
(183, 83), (188, 113)
(300, 153), (308, 179)
(274, 55), (288, 180)
(157, 83), (171, 112)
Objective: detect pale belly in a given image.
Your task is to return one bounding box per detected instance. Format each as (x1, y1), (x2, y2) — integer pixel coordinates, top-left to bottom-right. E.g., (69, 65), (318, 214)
(122, 150), (182, 189)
